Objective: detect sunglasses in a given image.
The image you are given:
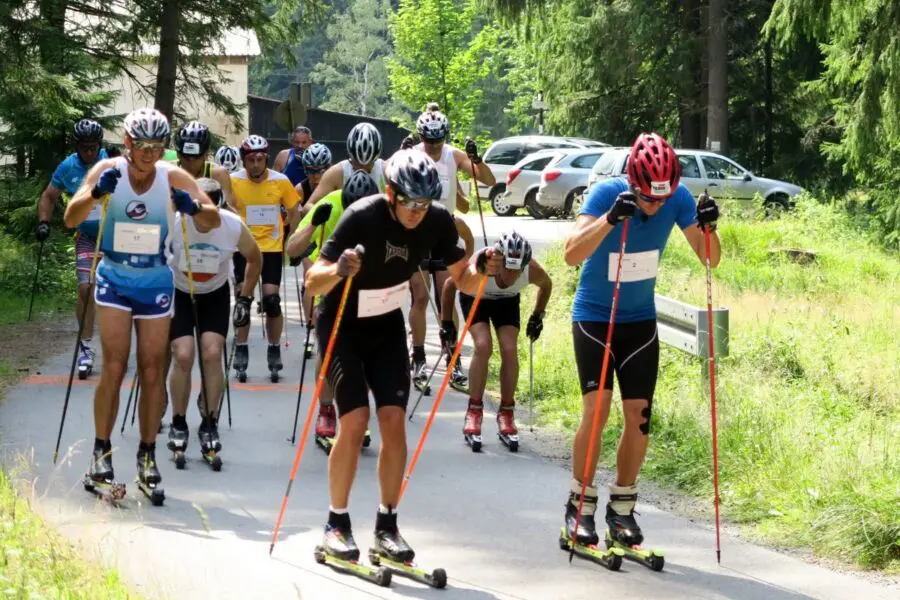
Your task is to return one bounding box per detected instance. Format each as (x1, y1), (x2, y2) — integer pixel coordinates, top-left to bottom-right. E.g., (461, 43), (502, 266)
(637, 191), (669, 204)
(132, 140), (166, 152)
(396, 194), (432, 211)
(77, 143), (101, 152)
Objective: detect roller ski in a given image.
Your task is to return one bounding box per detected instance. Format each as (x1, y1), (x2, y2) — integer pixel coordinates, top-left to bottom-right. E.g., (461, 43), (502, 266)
(368, 520), (446, 589)
(362, 429), (371, 448)
(166, 419), (189, 470)
(463, 401), (483, 452)
(82, 442), (126, 503)
(233, 343), (248, 383)
(198, 419), (223, 472)
(496, 403), (519, 452)
(77, 341), (95, 380)
(411, 357), (430, 396)
(314, 520), (391, 587)
(135, 443), (165, 506)
(559, 487), (623, 571)
(448, 357), (468, 393)
(267, 343), (283, 383)
(604, 490), (664, 572)
(314, 404), (336, 455)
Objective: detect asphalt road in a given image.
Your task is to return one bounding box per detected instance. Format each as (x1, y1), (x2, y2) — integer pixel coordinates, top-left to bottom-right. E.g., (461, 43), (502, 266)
(0, 213), (895, 600)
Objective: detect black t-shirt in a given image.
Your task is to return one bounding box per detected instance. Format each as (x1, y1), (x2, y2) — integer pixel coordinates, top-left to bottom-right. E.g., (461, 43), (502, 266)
(318, 195), (465, 323)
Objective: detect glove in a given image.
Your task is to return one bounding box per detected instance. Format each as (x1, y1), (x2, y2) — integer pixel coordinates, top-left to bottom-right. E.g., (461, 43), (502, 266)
(475, 243), (503, 275)
(311, 202), (332, 227)
(439, 320), (458, 348)
(91, 167), (121, 198)
(35, 221), (51, 242)
(606, 191), (637, 225)
(526, 312), (544, 341)
(232, 295), (252, 328)
(171, 187), (200, 215)
(400, 135), (418, 150)
(336, 245), (363, 278)
(465, 137), (482, 164)
(696, 191), (719, 231)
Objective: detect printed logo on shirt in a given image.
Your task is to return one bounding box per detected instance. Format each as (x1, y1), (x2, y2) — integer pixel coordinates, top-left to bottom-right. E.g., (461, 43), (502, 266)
(385, 241), (408, 263)
(125, 200), (148, 221)
(155, 293), (171, 308)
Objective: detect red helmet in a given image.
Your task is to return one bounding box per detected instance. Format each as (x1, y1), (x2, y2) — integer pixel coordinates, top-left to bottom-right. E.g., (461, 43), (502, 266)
(626, 132), (681, 199)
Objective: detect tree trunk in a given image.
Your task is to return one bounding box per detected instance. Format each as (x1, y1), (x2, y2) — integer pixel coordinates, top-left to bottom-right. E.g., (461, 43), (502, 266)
(764, 36), (773, 169)
(678, 0), (704, 148)
(154, 0), (181, 121)
(707, 0), (727, 154)
(38, 0), (67, 173)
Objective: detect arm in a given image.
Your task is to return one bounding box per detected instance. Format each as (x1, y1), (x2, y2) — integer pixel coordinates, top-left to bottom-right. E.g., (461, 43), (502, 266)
(286, 221), (317, 258)
(273, 149), (290, 173)
(681, 224), (721, 268)
(453, 148), (495, 186)
(454, 216), (475, 258)
(64, 159), (117, 228)
(304, 203), (360, 296)
(236, 222), (262, 296)
(38, 184), (62, 222)
(447, 247), (502, 296)
(302, 164), (342, 212)
(563, 214), (615, 266)
(528, 259), (553, 314)
(169, 168), (221, 229)
(455, 178), (470, 213)
(212, 166), (236, 211)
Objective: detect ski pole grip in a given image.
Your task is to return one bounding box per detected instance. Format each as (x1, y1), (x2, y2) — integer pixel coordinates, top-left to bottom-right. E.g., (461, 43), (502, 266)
(354, 244), (365, 261)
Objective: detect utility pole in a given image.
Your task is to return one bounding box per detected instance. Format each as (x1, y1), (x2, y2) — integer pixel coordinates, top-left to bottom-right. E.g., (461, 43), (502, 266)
(532, 91), (549, 135)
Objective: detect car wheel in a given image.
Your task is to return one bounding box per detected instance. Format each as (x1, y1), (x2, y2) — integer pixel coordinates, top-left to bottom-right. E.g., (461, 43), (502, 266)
(564, 187), (587, 218)
(764, 193), (790, 218)
(490, 186), (516, 217)
(525, 190), (552, 220)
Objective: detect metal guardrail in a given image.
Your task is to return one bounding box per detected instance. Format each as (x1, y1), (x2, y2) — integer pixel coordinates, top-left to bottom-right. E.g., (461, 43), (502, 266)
(656, 294), (729, 358)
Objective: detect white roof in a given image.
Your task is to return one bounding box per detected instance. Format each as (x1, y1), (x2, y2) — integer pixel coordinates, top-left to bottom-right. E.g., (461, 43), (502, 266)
(140, 29), (260, 58)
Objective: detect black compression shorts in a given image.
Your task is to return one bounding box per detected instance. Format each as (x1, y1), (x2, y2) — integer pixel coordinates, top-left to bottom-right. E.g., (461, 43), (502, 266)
(170, 284), (231, 341)
(315, 310), (410, 416)
(459, 293), (521, 331)
(233, 251), (283, 287)
(572, 320), (659, 401)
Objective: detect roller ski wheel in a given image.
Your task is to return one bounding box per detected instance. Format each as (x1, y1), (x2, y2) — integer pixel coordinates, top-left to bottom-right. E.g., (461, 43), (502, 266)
(198, 423), (223, 471)
(315, 435), (334, 455)
(603, 531), (664, 572)
(269, 370), (280, 383)
(203, 452), (223, 471)
(237, 370), (247, 383)
(411, 359), (429, 395)
(367, 548), (447, 589)
(82, 474), (126, 503)
(77, 365), (91, 380)
(497, 404), (519, 452)
(173, 452), (186, 470)
(559, 526), (623, 571)
(315, 525), (391, 587)
(167, 422), (189, 470)
(463, 402), (483, 452)
(136, 446), (165, 507)
(136, 479), (165, 506)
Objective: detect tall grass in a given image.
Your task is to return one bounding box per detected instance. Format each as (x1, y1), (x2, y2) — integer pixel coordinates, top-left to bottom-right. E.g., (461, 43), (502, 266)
(505, 196), (899, 571)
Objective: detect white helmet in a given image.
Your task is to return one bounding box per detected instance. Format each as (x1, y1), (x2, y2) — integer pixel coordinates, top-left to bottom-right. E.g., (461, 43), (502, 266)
(416, 110), (450, 141)
(214, 146), (240, 172)
(240, 134), (269, 158)
(498, 230), (532, 270)
(124, 108), (170, 141)
(301, 143), (333, 170)
(346, 123), (382, 166)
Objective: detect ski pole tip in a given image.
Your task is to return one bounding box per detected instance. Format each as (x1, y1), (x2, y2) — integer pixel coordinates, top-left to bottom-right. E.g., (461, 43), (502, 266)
(716, 550), (721, 565)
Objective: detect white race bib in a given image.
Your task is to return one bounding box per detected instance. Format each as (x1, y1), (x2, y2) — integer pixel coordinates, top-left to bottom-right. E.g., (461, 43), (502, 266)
(357, 281), (409, 318)
(245, 205), (279, 227)
(113, 223), (161, 255)
(436, 162), (451, 201)
(609, 250), (659, 283)
(180, 247), (220, 275)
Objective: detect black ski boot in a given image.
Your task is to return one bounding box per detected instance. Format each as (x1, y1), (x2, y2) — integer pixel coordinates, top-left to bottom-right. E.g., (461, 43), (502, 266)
(322, 513), (360, 561)
(83, 440), (126, 500)
(136, 442), (165, 506)
(448, 356), (468, 392)
(198, 418), (223, 471)
(373, 508), (415, 563)
(267, 344), (283, 382)
(233, 343), (248, 382)
(564, 488), (600, 546)
(606, 492), (644, 547)
(167, 416), (189, 469)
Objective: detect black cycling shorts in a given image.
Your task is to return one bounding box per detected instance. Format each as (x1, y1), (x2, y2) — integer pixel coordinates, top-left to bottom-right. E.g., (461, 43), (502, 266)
(170, 283), (231, 341)
(459, 293), (521, 331)
(572, 319), (659, 401)
(315, 310), (410, 416)
(233, 251), (283, 287)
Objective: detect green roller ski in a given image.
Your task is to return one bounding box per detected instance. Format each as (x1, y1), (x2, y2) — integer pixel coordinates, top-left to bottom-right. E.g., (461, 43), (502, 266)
(605, 532), (665, 572)
(558, 527), (623, 571)
(368, 548), (447, 589)
(314, 546), (392, 587)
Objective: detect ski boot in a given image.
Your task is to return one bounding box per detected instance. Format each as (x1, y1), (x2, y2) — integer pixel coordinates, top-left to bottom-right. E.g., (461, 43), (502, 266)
(604, 485), (664, 571)
(267, 343), (283, 383)
(77, 340), (95, 380)
(363, 429), (372, 448)
(135, 443), (165, 506)
(304, 326), (315, 360)
(82, 441), (126, 502)
(496, 403), (519, 452)
(448, 356), (468, 393)
(368, 508), (445, 588)
(233, 344), (248, 383)
(463, 400), (483, 452)
(198, 418), (223, 471)
(314, 404), (337, 455)
(166, 418), (189, 470)
(314, 516), (391, 587)
(411, 358), (430, 395)
(559, 484), (623, 570)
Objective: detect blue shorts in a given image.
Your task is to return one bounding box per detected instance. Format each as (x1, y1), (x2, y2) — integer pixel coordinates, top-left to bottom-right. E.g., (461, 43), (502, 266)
(94, 269), (174, 320)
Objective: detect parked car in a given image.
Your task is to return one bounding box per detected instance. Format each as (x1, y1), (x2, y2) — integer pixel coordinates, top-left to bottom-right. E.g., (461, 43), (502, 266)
(494, 149), (571, 217)
(473, 135), (609, 212)
(533, 149), (608, 218)
(587, 147), (804, 209)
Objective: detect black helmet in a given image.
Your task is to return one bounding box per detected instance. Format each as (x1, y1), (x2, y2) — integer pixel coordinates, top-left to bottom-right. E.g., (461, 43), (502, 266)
(176, 121), (211, 156)
(387, 149), (442, 200)
(498, 230), (532, 270)
(74, 119), (103, 143)
(342, 169), (379, 209)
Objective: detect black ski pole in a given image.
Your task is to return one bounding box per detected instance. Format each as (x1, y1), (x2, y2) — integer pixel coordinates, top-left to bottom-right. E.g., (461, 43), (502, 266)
(28, 239), (45, 321)
(120, 375), (138, 436)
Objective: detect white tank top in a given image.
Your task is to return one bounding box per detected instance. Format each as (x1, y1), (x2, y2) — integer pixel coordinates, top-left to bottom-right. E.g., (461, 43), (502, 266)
(416, 143), (457, 213)
(483, 264), (530, 299)
(169, 210), (243, 294)
(341, 158), (385, 192)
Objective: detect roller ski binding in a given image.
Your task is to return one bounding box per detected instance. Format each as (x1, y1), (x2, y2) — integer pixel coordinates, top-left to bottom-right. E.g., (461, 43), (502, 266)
(233, 344), (248, 383)
(463, 401), (483, 452)
(560, 487), (623, 571)
(135, 444), (165, 506)
(369, 513), (447, 589)
(604, 490), (664, 572)
(448, 357), (468, 393)
(411, 357), (430, 396)
(314, 404), (336, 455)
(314, 520), (391, 587)
(198, 419), (222, 472)
(166, 419), (189, 470)
(82, 442), (126, 503)
(77, 341), (95, 380)
(496, 403), (519, 452)
(267, 344), (283, 383)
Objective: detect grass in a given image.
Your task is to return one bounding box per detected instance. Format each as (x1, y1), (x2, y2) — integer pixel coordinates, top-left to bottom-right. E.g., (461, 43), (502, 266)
(491, 196), (899, 572)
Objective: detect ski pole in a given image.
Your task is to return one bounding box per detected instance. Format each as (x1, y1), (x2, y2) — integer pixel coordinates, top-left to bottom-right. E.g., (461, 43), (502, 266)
(180, 216), (214, 427)
(53, 196), (109, 464)
(467, 138), (489, 248)
(700, 191), (722, 564)
(27, 239), (45, 321)
(529, 339), (534, 433)
(258, 280), (267, 340)
(270, 243), (364, 555)
(417, 267), (441, 322)
(120, 376), (138, 436)
(570, 219), (630, 562)
(281, 248), (290, 349)
(221, 341), (233, 429)
(407, 346), (446, 421)
(399, 273), (490, 505)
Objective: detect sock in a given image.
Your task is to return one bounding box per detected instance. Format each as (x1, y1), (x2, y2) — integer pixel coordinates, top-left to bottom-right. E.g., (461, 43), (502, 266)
(469, 397), (483, 407)
(82, 337), (92, 345)
(237, 342), (248, 348)
(412, 345), (426, 362)
(94, 437), (108, 452)
(609, 483), (638, 516)
(172, 414), (187, 429)
(269, 343), (280, 349)
(570, 478), (598, 512)
(138, 441), (155, 453)
(327, 507), (351, 529)
(375, 504), (397, 532)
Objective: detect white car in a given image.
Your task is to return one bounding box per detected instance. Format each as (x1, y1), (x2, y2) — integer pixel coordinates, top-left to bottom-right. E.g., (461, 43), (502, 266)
(494, 149), (571, 218)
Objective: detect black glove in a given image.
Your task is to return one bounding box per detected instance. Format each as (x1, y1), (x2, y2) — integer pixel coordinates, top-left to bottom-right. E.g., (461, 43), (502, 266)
(526, 312), (544, 341)
(606, 191), (637, 225)
(311, 202), (332, 227)
(696, 191), (719, 231)
(439, 320), (458, 348)
(475, 243), (502, 274)
(465, 137), (481, 164)
(232, 295), (252, 328)
(400, 134), (418, 150)
(35, 221), (50, 242)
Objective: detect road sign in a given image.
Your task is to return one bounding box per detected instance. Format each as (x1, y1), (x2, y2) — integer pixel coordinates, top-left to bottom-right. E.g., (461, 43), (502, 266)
(532, 99), (549, 111)
(274, 99), (307, 132)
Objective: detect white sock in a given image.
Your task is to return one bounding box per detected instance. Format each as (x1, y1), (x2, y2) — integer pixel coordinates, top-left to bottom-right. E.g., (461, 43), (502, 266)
(378, 504), (395, 515)
(609, 483), (638, 516)
(329, 505), (348, 515)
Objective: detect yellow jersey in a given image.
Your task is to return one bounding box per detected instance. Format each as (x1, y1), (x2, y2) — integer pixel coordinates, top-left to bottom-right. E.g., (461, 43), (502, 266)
(231, 169), (300, 252)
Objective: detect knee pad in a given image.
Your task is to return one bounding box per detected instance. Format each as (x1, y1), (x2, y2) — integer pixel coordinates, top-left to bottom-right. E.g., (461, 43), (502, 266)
(262, 293), (282, 318)
(638, 402), (652, 435)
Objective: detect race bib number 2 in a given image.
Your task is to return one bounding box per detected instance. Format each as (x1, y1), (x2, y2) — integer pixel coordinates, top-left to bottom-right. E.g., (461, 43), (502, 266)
(113, 223), (161, 255)
(609, 250), (659, 283)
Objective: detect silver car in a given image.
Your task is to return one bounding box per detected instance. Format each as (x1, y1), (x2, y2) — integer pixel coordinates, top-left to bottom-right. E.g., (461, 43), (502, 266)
(494, 149), (570, 218)
(533, 149), (607, 218)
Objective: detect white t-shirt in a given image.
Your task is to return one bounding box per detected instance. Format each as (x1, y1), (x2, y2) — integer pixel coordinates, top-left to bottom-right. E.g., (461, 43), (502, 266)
(483, 264), (530, 299)
(169, 210), (243, 294)
(416, 143), (457, 213)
